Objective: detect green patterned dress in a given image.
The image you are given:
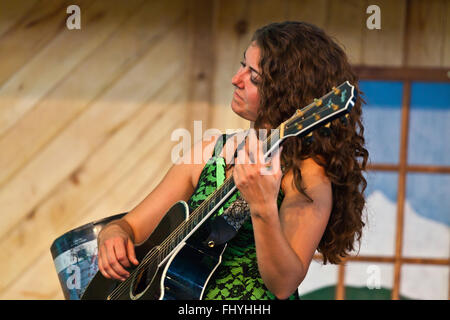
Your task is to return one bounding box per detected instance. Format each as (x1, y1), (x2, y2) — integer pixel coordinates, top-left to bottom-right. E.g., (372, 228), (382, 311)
(187, 134), (299, 300)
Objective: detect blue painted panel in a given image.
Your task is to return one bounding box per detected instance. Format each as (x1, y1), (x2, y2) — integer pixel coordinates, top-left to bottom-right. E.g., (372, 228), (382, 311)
(359, 80), (403, 164)
(364, 171), (398, 203)
(406, 173), (450, 226)
(408, 82), (450, 166)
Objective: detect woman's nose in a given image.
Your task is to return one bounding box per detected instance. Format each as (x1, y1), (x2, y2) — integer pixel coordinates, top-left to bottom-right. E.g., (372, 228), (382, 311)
(231, 68), (244, 88)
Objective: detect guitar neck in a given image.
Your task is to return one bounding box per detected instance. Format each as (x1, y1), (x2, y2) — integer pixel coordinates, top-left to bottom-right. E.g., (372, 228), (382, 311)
(158, 128), (283, 264)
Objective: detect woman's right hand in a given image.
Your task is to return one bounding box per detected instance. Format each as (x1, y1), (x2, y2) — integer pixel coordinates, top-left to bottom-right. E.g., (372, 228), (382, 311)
(97, 223), (139, 281)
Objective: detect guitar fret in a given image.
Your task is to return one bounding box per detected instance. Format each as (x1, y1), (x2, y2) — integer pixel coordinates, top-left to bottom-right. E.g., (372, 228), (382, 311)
(208, 199), (215, 212)
(193, 212), (198, 225)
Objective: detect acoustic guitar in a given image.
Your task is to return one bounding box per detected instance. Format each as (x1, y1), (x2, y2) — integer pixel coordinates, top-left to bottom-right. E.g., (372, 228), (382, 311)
(80, 81), (357, 300)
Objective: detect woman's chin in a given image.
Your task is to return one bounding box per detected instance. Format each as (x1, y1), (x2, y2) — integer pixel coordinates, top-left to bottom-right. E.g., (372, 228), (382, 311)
(230, 101), (243, 117)
(230, 101), (256, 122)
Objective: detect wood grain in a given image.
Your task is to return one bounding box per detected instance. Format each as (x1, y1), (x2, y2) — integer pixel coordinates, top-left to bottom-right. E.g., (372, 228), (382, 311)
(0, 0), (86, 87)
(406, 0), (447, 67)
(361, 0), (406, 66)
(0, 1), (188, 295)
(0, 0), (39, 37)
(0, 41), (188, 296)
(324, 0), (366, 64)
(286, 0), (329, 28)
(210, 0), (252, 132)
(0, 0), (144, 139)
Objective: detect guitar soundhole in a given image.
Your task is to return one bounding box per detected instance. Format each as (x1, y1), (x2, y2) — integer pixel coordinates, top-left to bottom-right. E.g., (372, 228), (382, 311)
(130, 258), (159, 299)
(133, 268), (150, 295)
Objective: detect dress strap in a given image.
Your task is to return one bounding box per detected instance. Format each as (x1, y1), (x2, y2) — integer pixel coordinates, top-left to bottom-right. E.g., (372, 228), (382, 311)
(213, 133), (234, 215)
(212, 130), (249, 164)
(212, 132), (236, 158)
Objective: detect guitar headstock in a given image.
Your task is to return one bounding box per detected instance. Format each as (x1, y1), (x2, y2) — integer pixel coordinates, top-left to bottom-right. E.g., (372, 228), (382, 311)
(280, 81), (356, 140)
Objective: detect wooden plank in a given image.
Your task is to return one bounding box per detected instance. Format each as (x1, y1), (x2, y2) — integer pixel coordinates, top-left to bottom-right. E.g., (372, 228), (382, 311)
(210, 0), (251, 132)
(367, 163), (450, 174)
(185, 0), (215, 134)
(443, 0), (450, 67)
(0, 252), (63, 299)
(286, 0), (329, 28)
(0, 3), (188, 279)
(211, 0), (289, 133)
(0, 109), (182, 299)
(0, 133), (181, 299)
(0, 110), (183, 299)
(0, 0), (85, 87)
(335, 263), (346, 300)
(0, 0), (39, 37)
(0, 0), (184, 188)
(361, 0), (406, 66)
(0, 47), (188, 296)
(353, 65), (450, 82)
(314, 254), (450, 266)
(0, 0), (144, 139)
(248, 0), (288, 31)
(406, 0), (447, 67)
(324, 0), (366, 65)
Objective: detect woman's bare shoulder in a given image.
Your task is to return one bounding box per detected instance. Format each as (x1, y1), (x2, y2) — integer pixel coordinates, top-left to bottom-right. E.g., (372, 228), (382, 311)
(281, 157), (330, 198)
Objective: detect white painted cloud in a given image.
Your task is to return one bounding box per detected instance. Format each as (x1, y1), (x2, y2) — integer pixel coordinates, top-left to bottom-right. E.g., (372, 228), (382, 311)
(298, 190), (449, 299)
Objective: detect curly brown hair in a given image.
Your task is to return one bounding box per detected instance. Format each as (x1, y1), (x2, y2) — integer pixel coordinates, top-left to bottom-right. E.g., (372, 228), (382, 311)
(251, 21), (369, 264)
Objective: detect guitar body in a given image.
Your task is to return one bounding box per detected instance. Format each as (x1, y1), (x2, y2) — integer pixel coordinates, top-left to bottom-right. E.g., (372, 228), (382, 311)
(81, 201), (225, 300)
(162, 240), (226, 300)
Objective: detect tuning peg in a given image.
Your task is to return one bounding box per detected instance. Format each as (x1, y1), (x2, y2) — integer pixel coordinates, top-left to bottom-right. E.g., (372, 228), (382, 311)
(319, 125), (331, 137)
(340, 114), (349, 125)
(331, 103), (339, 111)
(303, 132), (314, 146)
(332, 86), (340, 95)
(314, 98), (322, 106)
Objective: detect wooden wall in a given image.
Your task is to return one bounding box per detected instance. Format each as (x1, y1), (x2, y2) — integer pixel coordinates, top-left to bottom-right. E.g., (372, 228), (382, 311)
(0, 0), (448, 299)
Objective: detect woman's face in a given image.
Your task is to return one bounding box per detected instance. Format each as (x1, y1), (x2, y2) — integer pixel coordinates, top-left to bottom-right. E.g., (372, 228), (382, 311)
(231, 42), (261, 122)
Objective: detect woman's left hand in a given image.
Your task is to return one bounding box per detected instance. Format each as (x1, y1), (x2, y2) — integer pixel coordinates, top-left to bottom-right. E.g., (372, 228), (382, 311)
(232, 130), (283, 218)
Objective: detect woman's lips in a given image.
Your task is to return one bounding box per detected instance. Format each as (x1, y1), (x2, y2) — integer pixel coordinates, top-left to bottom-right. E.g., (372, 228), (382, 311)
(233, 91), (243, 101)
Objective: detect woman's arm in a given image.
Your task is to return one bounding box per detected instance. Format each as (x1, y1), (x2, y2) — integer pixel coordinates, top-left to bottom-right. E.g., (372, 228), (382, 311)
(252, 160), (332, 299)
(98, 134), (221, 280)
(233, 131), (332, 299)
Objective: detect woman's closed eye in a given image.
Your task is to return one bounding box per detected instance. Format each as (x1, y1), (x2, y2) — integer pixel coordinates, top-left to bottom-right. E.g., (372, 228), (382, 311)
(240, 61), (260, 85)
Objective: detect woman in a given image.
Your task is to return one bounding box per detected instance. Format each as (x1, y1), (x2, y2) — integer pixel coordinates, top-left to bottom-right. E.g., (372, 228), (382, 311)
(96, 21), (368, 300)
